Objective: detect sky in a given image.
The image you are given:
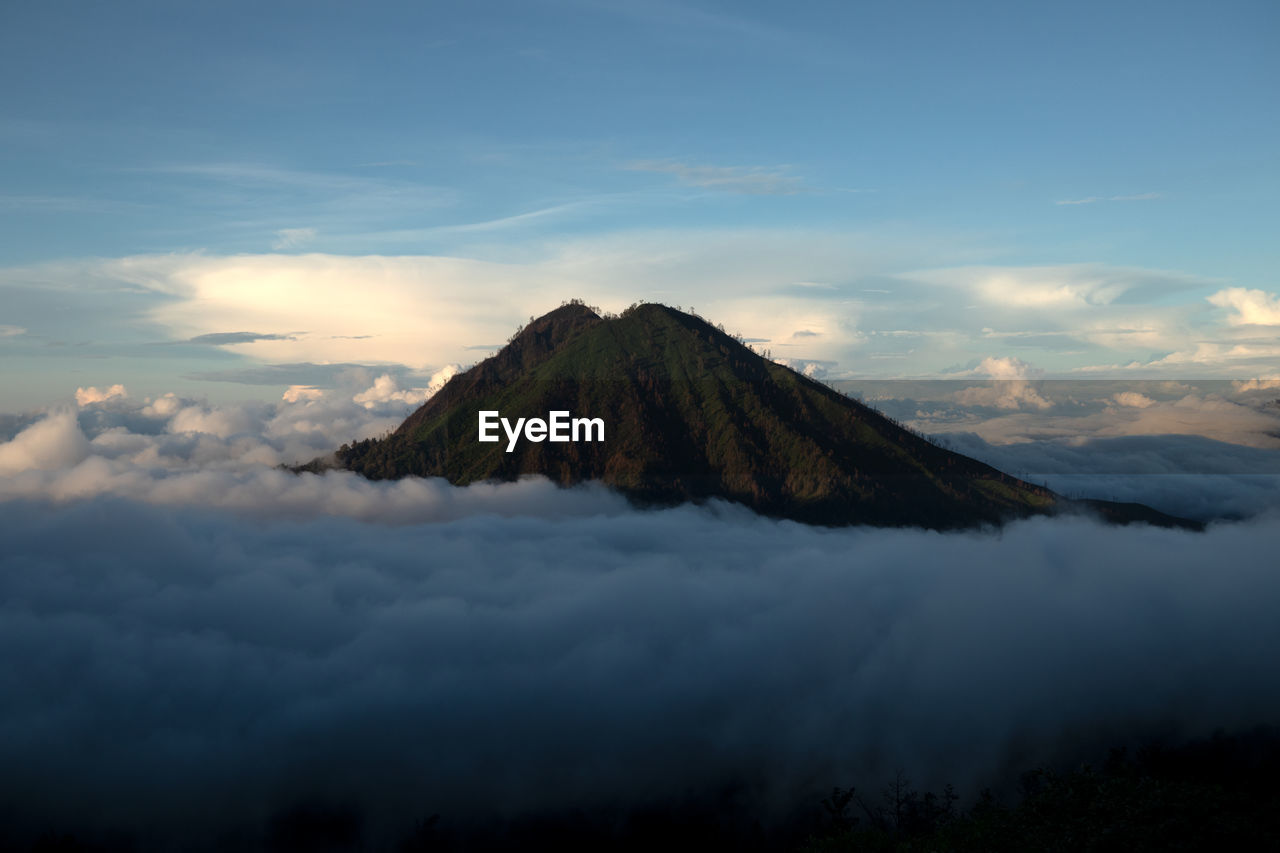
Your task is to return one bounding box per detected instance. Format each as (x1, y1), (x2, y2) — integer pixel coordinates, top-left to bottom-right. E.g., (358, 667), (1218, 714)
(3, 3), (1280, 845)
(2, 0), (1278, 410)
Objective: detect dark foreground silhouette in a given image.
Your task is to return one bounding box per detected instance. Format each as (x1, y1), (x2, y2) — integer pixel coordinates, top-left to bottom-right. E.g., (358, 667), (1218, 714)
(14, 728), (1280, 852)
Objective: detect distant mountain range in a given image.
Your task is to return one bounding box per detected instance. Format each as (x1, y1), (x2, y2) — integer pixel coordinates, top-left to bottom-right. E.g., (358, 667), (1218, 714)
(302, 302), (1195, 529)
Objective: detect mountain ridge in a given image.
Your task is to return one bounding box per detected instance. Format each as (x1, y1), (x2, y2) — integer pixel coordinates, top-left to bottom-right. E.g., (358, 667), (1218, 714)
(306, 302), (1197, 530)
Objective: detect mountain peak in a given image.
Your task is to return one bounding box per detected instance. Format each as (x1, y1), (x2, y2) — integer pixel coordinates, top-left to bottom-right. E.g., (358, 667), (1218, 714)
(323, 303), (1196, 530)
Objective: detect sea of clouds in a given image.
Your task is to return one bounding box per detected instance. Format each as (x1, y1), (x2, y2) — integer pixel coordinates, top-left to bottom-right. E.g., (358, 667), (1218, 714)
(2, 382), (1279, 848)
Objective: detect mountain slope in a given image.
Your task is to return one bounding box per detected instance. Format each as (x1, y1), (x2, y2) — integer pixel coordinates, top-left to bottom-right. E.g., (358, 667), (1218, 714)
(324, 302), (1193, 529)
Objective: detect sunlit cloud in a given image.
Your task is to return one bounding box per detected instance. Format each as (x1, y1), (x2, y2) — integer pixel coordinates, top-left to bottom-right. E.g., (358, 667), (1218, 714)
(74, 384), (127, 406)
(0, 243), (1263, 386)
(1208, 287), (1280, 326)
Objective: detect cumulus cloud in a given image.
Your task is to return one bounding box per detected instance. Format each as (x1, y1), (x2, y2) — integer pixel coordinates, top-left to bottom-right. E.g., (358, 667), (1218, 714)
(282, 385), (325, 403)
(772, 358), (834, 379)
(1234, 377), (1280, 393)
(1209, 287), (1280, 326)
(74, 384), (127, 406)
(946, 358), (1052, 410)
(0, 324), (25, 337)
(962, 356), (1042, 379)
(1112, 391), (1156, 408)
(0, 368), (482, 517)
(0, 410), (90, 474)
(351, 364), (459, 409)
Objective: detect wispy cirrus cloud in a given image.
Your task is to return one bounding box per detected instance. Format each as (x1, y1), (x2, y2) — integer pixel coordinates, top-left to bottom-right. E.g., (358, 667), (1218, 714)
(627, 160), (807, 195)
(272, 227), (317, 249)
(1055, 192), (1161, 206)
(187, 331), (297, 346)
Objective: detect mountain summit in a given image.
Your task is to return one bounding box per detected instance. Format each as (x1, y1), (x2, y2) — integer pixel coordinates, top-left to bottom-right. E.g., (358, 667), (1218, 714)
(318, 302), (1190, 529)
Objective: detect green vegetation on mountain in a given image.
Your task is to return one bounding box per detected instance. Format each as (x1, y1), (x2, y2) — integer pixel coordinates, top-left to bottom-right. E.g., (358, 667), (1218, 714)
(323, 301), (1190, 529)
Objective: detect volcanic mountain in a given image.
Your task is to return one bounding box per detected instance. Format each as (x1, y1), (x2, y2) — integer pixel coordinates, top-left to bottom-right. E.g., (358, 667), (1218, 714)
(312, 302), (1191, 529)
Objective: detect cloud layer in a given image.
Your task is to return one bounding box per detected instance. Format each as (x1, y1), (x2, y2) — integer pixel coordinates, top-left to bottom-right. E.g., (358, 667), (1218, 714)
(7, 247), (1278, 394)
(2, 378), (1279, 846)
(1, 497), (1278, 848)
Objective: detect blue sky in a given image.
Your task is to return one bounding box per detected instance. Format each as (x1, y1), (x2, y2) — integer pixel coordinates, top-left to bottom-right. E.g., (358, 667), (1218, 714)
(1, 0), (1277, 407)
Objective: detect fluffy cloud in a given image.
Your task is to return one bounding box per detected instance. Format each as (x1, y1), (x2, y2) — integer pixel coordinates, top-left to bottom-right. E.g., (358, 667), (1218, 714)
(1233, 377), (1280, 393)
(947, 358), (1052, 410)
(0, 410), (90, 474)
(772, 358), (833, 379)
(74, 384), (127, 406)
(962, 356), (1039, 379)
(1209, 287), (1280, 326)
(1112, 391), (1156, 408)
(0, 371), (467, 494)
(282, 385), (325, 403)
(7, 376), (1280, 521)
(352, 364), (459, 409)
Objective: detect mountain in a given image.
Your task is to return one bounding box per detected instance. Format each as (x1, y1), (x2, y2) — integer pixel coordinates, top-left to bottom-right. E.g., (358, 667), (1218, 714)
(311, 302), (1195, 529)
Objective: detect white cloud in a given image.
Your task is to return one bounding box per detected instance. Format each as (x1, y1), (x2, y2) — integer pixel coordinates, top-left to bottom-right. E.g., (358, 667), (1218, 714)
(0, 246), (1255, 386)
(352, 364), (459, 409)
(74, 384), (127, 406)
(111, 253), (587, 368)
(168, 404), (261, 439)
(0, 324), (24, 337)
(965, 356), (1041, 379)
(1208, 287), (1280, 326)
(282, 385), (325, 403)
(952, 384), (1052, 411)
(142, 392), (183, 417)
(909, 265), (1178, 309)
(1233, 378), (1280, 393)
(0, 410), (91, 474)
(772, 358), (834, 379)
(1112, 391), (1156, 408)
(946, 358), (1052, 410)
